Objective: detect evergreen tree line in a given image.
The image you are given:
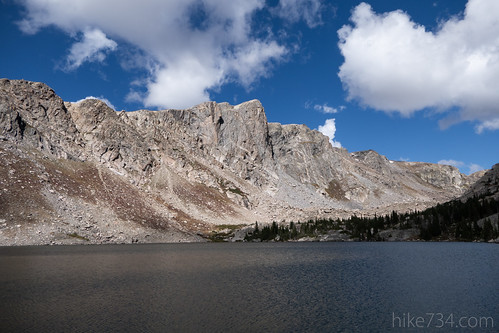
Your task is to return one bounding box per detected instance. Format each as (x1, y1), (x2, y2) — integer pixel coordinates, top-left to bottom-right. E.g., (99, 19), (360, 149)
(244, 195), (499, 242)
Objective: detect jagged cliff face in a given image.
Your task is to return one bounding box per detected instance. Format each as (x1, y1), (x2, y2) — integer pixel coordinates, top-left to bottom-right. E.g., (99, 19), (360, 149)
(462, 163), (499, 200)
(0, 79), (486, 244)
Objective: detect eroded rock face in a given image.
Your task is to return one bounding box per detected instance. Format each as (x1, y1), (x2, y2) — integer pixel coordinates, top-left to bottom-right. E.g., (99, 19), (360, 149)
(0, 79), (80, 159)
(462, 163), (499, 200)
(66, 99), (156, 181)
(0, 79), (488, 244)
(119, 100), (275, 186)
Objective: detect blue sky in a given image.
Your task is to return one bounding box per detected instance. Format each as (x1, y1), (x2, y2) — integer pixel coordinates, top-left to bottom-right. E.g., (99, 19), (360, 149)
(1, 0), (498, 174)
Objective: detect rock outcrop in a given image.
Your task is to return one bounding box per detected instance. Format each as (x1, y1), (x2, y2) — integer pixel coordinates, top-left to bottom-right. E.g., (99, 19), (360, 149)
(462, 163), (499, 200)
(0, 79), (488, 244)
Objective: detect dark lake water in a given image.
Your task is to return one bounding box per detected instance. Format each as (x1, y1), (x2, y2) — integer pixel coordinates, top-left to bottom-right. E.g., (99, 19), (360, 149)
(0, 242), (497, 332)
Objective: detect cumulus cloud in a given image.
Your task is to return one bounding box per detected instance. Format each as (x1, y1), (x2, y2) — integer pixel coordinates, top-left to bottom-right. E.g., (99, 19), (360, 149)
(438, 159), (484, 174)
(64, 28), (117, 71)
(475, 118), (499, 133)
(15, 0), (309, 109)
(314, 103), (338, 114)
(317, 118), (341, 148)
(273, 0), (323, 27)
(74, 96), (116, 111)
(338, 0), (499, 130)
(226, 40), (288, 87)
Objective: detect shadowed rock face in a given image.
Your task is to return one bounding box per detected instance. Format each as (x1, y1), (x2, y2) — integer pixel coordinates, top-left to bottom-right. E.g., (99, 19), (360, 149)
(0, 79), (488, 244)
(462, 163), (499, 200)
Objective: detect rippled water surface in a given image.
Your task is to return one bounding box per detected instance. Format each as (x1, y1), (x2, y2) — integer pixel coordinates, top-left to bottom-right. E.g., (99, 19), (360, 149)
(1, 242), (497, 332)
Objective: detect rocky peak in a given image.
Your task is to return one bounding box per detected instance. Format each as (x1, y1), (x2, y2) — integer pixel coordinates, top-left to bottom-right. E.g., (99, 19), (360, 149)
(67, 98), (118, 133)
(0, 78), (490, 245)
(119, 98), (274, 185)
(0, 79), (79, 159)
(462, 163), (499, 199)
(66, 99), (155, 179)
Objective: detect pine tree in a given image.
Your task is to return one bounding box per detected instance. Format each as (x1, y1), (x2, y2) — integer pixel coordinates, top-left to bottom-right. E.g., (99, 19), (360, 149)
(482, 218), (493, 241)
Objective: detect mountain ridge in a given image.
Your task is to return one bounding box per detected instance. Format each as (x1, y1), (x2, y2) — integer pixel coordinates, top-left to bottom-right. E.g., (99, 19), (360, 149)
(0, 78), (487, 244)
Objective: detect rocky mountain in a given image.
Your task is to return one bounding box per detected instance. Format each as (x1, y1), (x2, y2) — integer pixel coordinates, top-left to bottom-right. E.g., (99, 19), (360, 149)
(462, 163), (499, 200)
(0, 79), (487, 244)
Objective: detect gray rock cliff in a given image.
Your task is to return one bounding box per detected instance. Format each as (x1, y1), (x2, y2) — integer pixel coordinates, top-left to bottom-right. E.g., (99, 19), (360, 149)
(0, 79), (487, 244)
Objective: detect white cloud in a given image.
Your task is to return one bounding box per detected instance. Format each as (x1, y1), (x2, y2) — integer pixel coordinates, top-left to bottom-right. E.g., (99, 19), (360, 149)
(273, 0), (323, 27)
(65, 28), (117, 71)
(225, 40), (288, 88)
(338, 0), (499, 130)
(314, 103), (338, 114)
(468, 163), (484, 174)
(317, 118), (341, 148)
(75, 96), (116, 111)
(16, 0), (305, 109)
(475, 118), (499, 133)
(438, 159), (465, 168)
(438, 159), (484, 174)
(144, 56), (220, 109)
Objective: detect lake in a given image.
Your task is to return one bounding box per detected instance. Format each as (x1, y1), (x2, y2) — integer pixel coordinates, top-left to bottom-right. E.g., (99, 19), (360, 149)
(0, 242), (497, 332)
